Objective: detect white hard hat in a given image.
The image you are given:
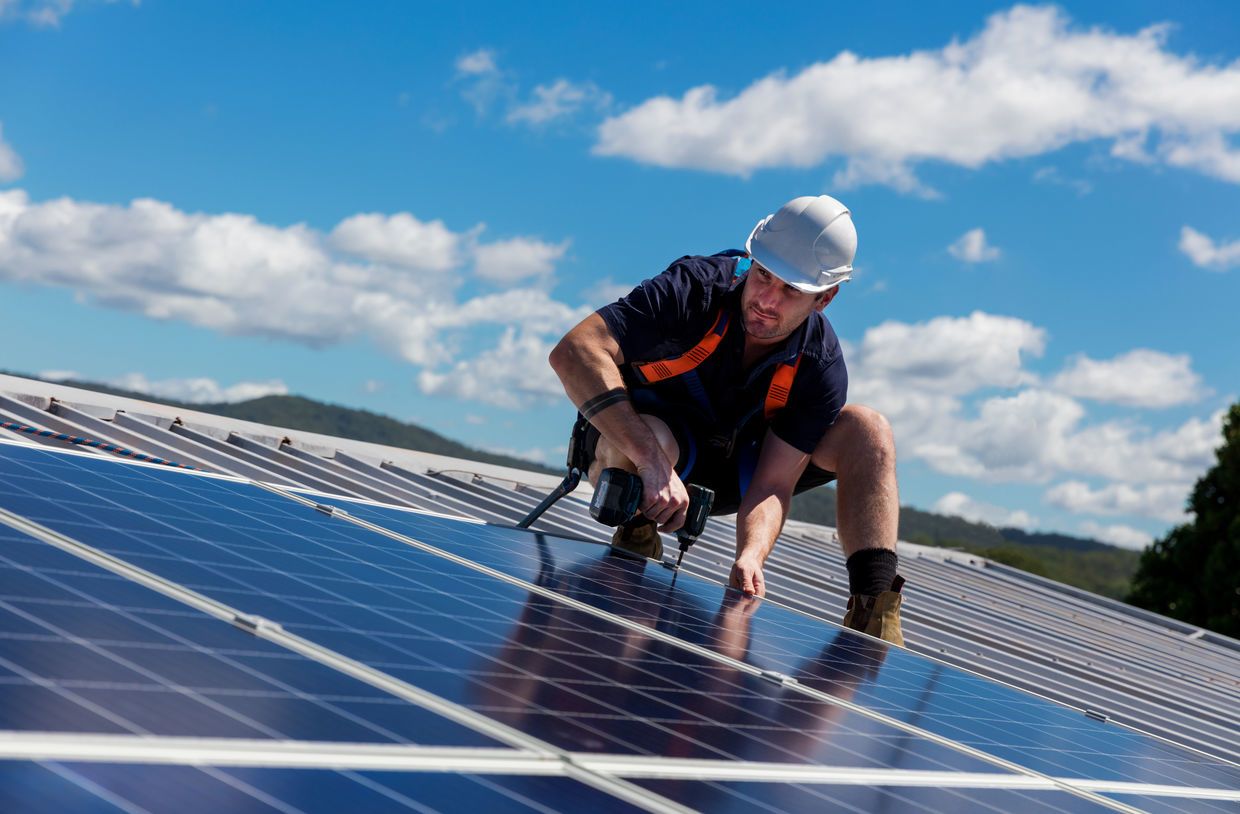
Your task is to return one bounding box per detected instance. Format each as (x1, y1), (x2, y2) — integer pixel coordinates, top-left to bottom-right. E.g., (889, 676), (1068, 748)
(745, 195), (857, 293)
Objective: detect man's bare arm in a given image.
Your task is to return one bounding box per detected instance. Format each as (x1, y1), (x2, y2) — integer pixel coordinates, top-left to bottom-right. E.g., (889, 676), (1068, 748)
(730, 430), (811, 596)
(548, 313), (689, 529)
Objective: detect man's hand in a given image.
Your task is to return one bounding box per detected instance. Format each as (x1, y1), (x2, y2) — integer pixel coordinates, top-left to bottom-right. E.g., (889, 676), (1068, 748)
(729, 553), (766, 597)
(636, 463), (689, 533)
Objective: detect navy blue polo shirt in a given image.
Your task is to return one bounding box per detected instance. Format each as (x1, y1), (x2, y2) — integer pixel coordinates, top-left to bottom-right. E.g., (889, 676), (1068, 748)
(597, 252), (848, 455)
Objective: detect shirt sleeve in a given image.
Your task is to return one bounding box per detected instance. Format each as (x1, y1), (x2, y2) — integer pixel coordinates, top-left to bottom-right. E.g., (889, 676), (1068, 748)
(595, 257), (722, 363)
(769, 353), (848, 455)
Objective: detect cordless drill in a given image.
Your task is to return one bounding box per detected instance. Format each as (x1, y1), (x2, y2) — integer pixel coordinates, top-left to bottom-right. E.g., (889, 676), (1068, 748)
(589, 468), (714, 566)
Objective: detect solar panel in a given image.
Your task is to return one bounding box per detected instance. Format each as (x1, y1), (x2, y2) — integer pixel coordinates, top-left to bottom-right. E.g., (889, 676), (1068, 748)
(1, 440), (1238, 813)
(282, 490), (1240, 790)
(0, 523), (501, 747)
(0, 444), (1005, 775)
(0, 760), (650, 813)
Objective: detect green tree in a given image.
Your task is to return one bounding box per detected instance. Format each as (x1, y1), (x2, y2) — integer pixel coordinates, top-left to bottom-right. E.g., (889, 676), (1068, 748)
(1127, 403), (1240, 636)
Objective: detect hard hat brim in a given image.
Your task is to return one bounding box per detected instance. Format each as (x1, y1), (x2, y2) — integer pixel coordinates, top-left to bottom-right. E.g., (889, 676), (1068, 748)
(746, 213), (852, 293)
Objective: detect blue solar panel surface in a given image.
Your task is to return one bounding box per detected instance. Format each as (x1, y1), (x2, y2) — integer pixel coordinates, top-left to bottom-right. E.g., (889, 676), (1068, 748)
(1, 442), (1237, 814)
(304, 491), (1240, 791)
(0, 443), (1003, 775)
(634, 778), (1122, 813)
(0, 761), (646, 814)
(0, 522), (500, 746)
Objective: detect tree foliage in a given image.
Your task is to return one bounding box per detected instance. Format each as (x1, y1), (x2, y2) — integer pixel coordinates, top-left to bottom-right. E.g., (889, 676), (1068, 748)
(1127, 403), (1240, 636)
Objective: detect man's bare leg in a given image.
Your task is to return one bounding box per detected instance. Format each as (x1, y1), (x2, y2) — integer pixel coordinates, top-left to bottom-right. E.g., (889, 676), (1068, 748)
(810, 404), (899, 557)
(811, 404), (904, 644)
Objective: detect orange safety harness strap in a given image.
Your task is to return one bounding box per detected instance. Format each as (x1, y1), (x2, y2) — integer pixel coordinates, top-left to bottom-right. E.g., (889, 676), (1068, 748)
(763, 356), (801, 419)
(631, 308), (801, 419)
(632, 309), (729, 384)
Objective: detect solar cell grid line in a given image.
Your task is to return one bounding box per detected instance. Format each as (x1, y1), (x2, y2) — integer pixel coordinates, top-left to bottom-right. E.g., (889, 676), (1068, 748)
(0, 447), (1039, 779)
(293, 490), (1240, 797)
(8, 732), (1240, 807)
(0, 523), (512, 748)
(0, 760), (654, 814)
(629, 777), (1228, 814)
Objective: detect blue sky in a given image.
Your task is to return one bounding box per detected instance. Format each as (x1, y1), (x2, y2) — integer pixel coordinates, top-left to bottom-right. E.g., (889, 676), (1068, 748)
(2, 1), (1238, 549)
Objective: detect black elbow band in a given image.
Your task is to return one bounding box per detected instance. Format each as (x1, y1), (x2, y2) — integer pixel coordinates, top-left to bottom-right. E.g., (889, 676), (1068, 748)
(581, 387), (629, 419)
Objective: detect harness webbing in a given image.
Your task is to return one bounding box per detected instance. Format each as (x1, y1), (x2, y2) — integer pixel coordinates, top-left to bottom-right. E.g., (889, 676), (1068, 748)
(763, 356), (801, 419)
(633, 310), (730, 384)
(631, 308), (802, 419)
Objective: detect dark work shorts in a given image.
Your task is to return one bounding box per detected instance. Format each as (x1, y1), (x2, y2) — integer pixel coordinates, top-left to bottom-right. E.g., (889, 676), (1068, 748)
(581, 412), (837, 517)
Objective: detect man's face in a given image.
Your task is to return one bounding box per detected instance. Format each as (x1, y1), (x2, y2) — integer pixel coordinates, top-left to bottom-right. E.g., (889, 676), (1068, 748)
(739, 264), (832, 341)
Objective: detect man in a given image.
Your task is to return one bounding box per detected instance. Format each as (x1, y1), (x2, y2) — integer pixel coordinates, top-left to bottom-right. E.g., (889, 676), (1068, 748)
(548, 195), (904, 645)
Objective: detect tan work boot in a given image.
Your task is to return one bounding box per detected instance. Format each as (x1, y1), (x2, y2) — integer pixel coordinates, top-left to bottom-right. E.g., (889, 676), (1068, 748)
(843, 575), (905, 647)
(610, 520), (663, 560)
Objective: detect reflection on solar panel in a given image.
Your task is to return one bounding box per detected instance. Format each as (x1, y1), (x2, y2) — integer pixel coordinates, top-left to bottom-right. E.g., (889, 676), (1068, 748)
(1, 440), (1238, 813)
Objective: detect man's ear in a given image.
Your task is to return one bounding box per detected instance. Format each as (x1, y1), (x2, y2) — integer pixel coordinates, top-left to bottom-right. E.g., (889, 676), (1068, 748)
(816, 286), (841, 311)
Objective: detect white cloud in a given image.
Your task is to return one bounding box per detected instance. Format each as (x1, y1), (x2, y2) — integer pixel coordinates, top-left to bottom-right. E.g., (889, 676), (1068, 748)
(583, 276), (639, 308)
(0, 0), (133, 28)
(110, 373), (288, 404)
(363, 379), (383, 394)
(37, 369), (77, 381)
(1179, 226), (1240, 270)
(1079, 521), (1154, 551)
(933, 491), (1036, 528)
(1051, 349), (1205, 408)
(0, 123), (23, 182)
(329, 212), (472, 273)
(948, 228), (1000, 263)
(454, 48), (514, 115)
(455, 49), (498, 77)
(844, 309), (1225, 490)
(0, 188), (584, 407)
(850, 311), (1044, 397)
(594, 6), (1240, 191)
(1032, 165), (1092, 195)
(1045, 480), (1189, 523)
(507, 79), (612, 126)
(418, 328), (566, 408)
(474, 236), (569, 286)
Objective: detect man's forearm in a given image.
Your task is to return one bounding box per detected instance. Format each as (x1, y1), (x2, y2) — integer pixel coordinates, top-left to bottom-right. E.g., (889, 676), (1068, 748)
(735, 490), (789, 564)
(549, 324), (667, 472)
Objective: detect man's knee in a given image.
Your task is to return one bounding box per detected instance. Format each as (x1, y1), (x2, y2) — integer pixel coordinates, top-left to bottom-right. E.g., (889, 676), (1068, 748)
(591, 415), (681, 480)
(813, 404), (895, 472)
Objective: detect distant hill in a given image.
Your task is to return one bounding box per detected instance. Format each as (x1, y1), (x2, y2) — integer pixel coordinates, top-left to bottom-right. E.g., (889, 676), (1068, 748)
(789, 486), (1140, 599)
(6, 373), (560, 476)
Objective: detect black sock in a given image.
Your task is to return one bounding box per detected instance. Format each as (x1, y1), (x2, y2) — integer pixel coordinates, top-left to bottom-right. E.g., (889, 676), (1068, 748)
(846, 549), (899, 597)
